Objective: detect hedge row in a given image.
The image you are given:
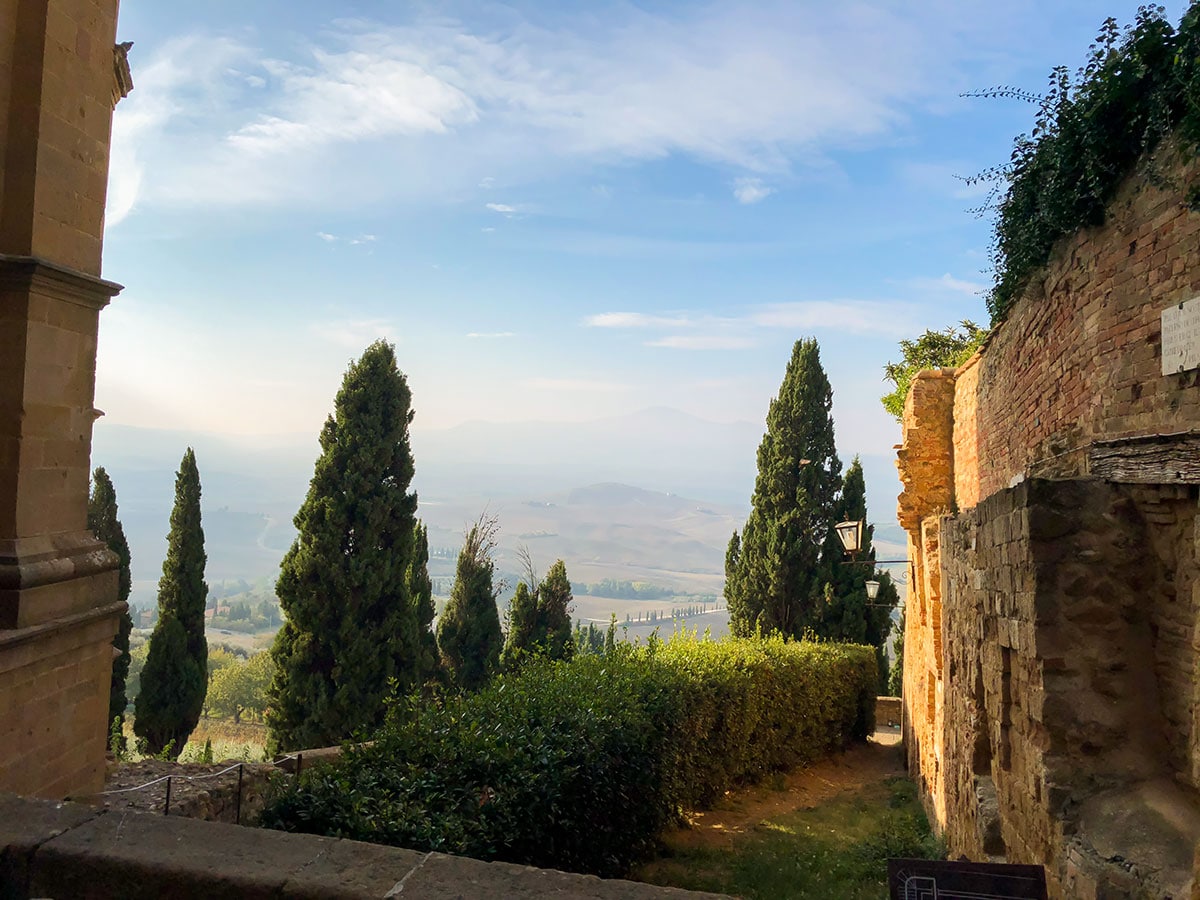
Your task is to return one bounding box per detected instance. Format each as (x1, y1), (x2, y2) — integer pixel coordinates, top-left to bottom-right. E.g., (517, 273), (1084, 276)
(260, 634), (876, 876)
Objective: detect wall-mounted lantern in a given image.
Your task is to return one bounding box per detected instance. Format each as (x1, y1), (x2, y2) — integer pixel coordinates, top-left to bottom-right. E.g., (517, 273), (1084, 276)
(835, 520), (864, 556)
(865, 579), (881, 601)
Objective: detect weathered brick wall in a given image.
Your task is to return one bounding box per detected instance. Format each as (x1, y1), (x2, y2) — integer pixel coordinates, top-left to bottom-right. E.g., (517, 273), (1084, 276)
(952, 153), (1200, 504)
(898, 150), (1200, 897)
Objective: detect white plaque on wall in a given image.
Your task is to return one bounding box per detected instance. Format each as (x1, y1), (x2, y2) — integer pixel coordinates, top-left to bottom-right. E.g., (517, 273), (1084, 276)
(1162, 296), (1200, 375)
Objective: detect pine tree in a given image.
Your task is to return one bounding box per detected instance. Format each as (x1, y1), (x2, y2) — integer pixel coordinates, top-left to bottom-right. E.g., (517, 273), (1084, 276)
(134, 448), (208, 759)
(88, 467), (133, 742)
(437, 515), (503, 691)
(725, 339), (842, 638)
(269, 341), (434, 750)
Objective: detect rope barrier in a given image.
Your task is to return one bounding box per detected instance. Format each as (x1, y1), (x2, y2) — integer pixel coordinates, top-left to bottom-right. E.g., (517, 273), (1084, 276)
(98, 762), (246, 795)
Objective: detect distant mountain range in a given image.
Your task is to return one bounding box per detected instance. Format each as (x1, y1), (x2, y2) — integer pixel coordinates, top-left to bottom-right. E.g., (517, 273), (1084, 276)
(90, 407), (905, 609)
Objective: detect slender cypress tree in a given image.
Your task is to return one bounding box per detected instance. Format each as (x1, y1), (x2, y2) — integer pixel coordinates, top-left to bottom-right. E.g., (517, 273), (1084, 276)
(88, 467), (133, 740)
(437, 515), (503, 691)
(269, 341), (434, 750)
(134, 448), (207, 759)
(812, 457), (898, 689)
(725, 339), (842, 638)
(407, 523), (439, 681)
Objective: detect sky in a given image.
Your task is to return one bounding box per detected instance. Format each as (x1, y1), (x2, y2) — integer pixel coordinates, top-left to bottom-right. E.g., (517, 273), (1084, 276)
(96, 0), (1192, 464)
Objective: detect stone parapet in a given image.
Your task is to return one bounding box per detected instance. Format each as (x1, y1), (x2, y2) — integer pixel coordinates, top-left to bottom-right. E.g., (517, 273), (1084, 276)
(0, 793), (727, 900)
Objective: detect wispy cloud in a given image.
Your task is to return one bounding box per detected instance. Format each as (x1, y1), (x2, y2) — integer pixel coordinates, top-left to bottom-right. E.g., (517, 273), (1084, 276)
(749, 301), (916, 336)
(466, 331), (516, 339)
(647, 335), (756, 350)
(485, 202), (517, 213)
(315, 231), (377, 246)
(908, 273), (986, 296)
(108, 3), (975, 219)
(585, 312), (694, 329)
(587, 299), (916, 348)
(732, 177), (773, 204)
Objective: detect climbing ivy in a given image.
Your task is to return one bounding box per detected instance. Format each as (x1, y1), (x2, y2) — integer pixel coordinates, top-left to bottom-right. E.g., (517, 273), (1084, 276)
(972, 3), (1200, 322)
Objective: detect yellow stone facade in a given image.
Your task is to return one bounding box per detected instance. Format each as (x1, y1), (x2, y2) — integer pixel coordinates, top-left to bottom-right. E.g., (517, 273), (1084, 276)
(0, 0), (128, 798)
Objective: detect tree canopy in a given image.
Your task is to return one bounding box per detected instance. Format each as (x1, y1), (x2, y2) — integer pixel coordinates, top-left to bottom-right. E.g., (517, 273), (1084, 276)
(437, 515), (503, 691)
(88, 467), (133, 737)
(134, 448), (208, 759)
(269, 340), (435, 750)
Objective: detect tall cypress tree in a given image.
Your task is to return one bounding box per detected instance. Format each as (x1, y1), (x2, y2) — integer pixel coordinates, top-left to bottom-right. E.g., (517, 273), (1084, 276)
(89, 467), (134, 741)
(725, 339), (841, 638)
(813, 457), (898, 690)
(437, 515), (503, 692)
(134, 448), (208, 759)
(269, 341), (434, 750)
(407, 523), (439, 682)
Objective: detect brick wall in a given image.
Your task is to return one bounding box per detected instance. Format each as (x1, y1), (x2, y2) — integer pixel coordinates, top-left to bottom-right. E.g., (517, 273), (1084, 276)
(952, 154), (1200, 504)
(897, 149), (1200, 897)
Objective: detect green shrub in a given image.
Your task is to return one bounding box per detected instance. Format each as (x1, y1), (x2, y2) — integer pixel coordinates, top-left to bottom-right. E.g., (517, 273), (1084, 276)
(260, 634), (876, 877)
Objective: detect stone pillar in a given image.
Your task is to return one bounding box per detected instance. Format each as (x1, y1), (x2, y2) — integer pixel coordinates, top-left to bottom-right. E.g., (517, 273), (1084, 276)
(0, 0), (128, 798)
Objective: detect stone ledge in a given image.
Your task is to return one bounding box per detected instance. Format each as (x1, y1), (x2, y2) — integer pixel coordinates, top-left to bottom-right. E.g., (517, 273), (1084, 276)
(0, 254), (122, 310)
(0, 794), (726, 899)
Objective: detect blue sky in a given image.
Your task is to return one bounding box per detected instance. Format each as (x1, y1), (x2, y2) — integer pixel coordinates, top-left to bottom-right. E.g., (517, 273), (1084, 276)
(97, 0), (1189, 461)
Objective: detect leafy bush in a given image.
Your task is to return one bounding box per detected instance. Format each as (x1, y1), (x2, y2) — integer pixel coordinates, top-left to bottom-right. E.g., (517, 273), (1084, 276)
(260, 634), (876, 877)
(977, 4), (1200, 323)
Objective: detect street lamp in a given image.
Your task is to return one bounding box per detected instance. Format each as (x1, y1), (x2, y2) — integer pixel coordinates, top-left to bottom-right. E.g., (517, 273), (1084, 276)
(835, 520), (863, 556)
(865, 579), (880, 601)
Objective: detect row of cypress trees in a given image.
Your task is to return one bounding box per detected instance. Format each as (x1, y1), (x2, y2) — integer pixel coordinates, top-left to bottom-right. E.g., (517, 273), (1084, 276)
(90, 340), (580, 758)
(269, 341), (577, 750)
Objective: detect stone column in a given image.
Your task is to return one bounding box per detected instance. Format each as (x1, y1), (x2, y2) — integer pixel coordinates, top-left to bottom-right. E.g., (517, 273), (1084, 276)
(0, 0), (128, 798)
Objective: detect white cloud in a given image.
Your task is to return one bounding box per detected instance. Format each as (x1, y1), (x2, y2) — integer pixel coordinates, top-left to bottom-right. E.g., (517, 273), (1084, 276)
(750, 301), (915, 336)
(317, 231), (337, 242)
(937, 273), (985, 295)
(478, 176), (495, 188)
(106, 2), (984, 219)
(486, 202), (516, 213)
(466, 331), (516, 339)
(647, 335), (756, 350)
(313, 318), (398, 349)
(585, 312), (693, 328)
(481, 226), (496, 233)
(732, 177), (773, 204)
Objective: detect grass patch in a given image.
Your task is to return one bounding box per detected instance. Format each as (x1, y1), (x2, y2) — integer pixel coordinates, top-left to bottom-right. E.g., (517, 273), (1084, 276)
(637, 777), (944, 899)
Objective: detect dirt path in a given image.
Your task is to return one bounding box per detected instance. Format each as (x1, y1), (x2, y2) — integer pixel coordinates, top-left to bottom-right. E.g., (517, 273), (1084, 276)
(661, 731), (906, 855)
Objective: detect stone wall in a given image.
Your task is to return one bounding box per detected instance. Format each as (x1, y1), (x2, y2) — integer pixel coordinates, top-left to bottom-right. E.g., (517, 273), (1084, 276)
(897, 148), (1200, 898)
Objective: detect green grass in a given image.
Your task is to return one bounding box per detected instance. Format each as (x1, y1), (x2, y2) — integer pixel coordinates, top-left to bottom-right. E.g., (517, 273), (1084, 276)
(638, 777), (944, 899)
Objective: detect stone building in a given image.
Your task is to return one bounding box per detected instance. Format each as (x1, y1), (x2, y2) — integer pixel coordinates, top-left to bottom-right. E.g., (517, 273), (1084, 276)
(897, 150), (1200, 897)
(0, 0), (130, 797)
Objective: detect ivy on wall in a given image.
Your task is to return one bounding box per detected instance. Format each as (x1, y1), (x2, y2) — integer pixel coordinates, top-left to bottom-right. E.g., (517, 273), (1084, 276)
(973, 3), (1200, 323)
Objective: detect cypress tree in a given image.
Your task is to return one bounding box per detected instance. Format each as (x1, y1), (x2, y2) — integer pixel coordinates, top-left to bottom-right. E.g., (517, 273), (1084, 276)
(725, 338), (841, 638)
(535, 560), (575, 661)
(269, 341), (434, 750)
(88, 467), (133, 741)
(437, 515), (502, 691)
(134, 448), (207, 759)
(407, 523), (439, 681)
(501, 581), (538, 670)
(812, 456), (898, 691)
(501, 558), (576, 670)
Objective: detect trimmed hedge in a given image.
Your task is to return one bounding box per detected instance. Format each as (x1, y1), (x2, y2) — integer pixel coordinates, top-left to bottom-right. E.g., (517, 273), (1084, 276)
(260, 634), (876, 877)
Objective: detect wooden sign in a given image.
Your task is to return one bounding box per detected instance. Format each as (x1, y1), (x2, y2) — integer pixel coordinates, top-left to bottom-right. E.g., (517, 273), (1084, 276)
(1162, 296), (1200, 375)
(888, 859), (1048, 899)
